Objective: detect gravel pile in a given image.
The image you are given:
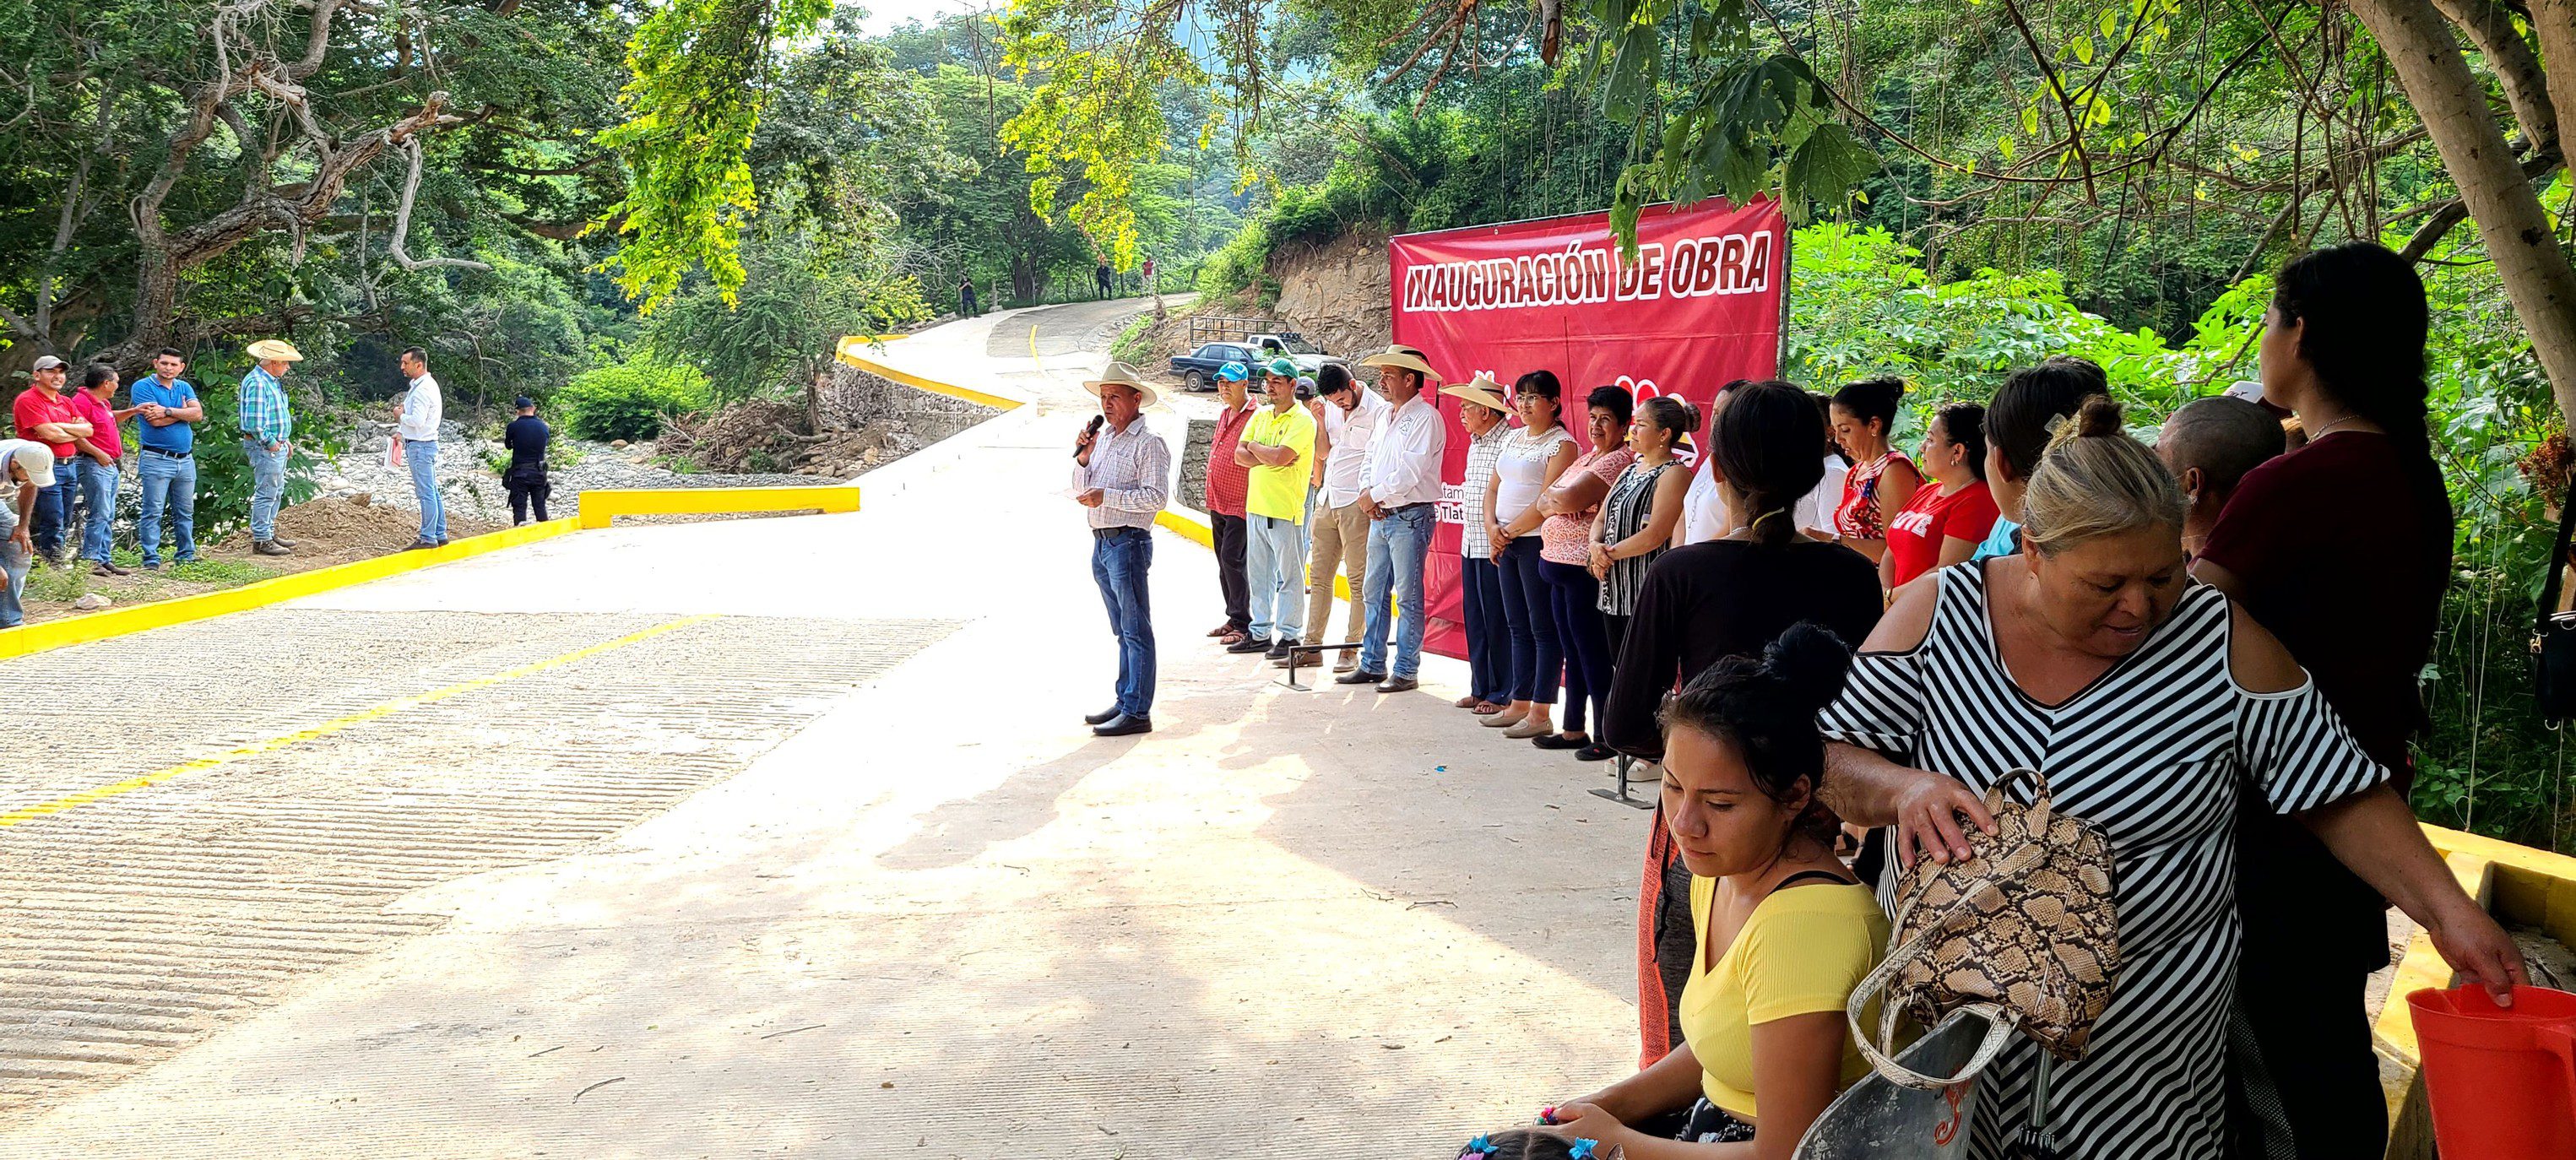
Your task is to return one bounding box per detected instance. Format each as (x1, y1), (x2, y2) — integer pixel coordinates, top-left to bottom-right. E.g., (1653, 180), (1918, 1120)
(321, 420), (838, 524)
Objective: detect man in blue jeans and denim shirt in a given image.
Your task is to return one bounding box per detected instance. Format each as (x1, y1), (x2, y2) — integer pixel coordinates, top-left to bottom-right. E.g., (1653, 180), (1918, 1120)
(1071, 362), (1170, 738)
(238, 339), (301, 556)
(131, 347), (203, 570)
(1340, 344), (1448, 693)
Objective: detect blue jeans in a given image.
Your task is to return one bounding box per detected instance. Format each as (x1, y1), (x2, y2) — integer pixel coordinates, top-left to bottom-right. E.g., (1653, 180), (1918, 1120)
(244, 439), (286, 542)
(1359, 503), (1435, 679)
(1541, 558), (1613, 734)
(0, 534), (25, 627)
(1245, 512), (1307, 642)
(1495, 537), (1558, 704)
(73, 458), (117, 563)
(1091, 527), (1157, 718)
(30, 458), (71, 559)
(136, 451), (197, 565)
(406, 439), (445, 542)
(1461, 554), (1510, 704)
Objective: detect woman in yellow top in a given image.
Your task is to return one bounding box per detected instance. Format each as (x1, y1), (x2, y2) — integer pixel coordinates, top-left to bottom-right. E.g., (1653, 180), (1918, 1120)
(1540, 623), (1889, 1158)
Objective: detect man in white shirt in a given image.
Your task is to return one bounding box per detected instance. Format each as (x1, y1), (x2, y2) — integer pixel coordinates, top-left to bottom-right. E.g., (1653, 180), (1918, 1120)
(395, 347), (446, 550)
(1299, 363), (1388, 672)
(1340, 344), (1448, 692)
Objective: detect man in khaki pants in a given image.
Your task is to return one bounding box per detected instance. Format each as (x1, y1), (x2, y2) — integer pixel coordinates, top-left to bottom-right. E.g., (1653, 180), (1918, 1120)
(1296, 362), (1386, 672)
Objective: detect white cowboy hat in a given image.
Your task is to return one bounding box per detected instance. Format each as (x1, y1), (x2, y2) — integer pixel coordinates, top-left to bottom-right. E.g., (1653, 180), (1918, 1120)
(1357, 344), (1440, 380)
(1082, 361), (1159, 408)
(1439, 372), (1510, 415)
(245, 339), (305, 362)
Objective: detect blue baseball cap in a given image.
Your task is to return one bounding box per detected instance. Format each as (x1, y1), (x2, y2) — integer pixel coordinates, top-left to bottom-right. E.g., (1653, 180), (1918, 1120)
(1216, 361), (1250, 382)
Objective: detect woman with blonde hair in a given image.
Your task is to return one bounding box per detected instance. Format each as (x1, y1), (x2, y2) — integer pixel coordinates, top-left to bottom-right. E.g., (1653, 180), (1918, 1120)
(1812, 396), (2521, 1159)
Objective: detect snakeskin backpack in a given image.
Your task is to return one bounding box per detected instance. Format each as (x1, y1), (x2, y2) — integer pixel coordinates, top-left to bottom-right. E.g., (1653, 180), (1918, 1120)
(1847, 767), (2120, 1089)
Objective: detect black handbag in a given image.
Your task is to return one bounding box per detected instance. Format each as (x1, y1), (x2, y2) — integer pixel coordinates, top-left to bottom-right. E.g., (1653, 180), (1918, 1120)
(2534, 475), (2576, 723)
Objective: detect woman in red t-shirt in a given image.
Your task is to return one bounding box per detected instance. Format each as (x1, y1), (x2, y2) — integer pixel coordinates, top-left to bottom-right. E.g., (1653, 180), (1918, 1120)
(1880, 401), (1999, 592)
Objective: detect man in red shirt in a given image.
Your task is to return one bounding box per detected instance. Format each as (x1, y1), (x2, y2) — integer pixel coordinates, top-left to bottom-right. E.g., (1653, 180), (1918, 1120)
(1203, 360), (1256, 645)
(11, 355), (92, 566)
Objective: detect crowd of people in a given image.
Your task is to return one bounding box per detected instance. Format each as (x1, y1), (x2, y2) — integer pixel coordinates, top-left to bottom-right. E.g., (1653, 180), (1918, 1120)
(1072, 241), (2533, 1160)
(0, 339), (554, 630)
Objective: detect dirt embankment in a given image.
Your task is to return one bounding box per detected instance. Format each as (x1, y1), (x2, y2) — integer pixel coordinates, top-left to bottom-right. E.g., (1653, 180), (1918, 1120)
(1268, 228), (1393, 359)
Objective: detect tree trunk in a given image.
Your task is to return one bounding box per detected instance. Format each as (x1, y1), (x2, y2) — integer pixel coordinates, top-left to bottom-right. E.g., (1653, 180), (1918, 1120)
(2351, 0), (2576, 423)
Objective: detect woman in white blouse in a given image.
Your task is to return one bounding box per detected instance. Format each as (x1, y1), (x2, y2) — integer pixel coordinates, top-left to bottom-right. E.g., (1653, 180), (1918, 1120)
(1483, 371), (1580, 735)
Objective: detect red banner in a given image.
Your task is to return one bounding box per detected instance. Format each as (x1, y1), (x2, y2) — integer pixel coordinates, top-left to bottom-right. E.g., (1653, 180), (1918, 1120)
(1389, 198), (1790, 658)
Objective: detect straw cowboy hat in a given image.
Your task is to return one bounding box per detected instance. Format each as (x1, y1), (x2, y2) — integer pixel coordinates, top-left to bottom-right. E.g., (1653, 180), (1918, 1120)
(1358, 344), (1440, 380)
(245, 339), (305, 362)
(1082, 361), (1159, 408)
(1439, 372), (1510, 415)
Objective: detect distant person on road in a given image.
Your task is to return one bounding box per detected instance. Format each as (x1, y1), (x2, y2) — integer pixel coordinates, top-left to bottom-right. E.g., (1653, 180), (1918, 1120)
(67, 364), (139, 577)
(132, 347), (203, 570)
(1095, 261), (1114, 300)
(1072, 363), (1169, 738)
(1204, 361), (1256, 646)
(1303, 363), (1385, 674)
(1228, 357), (1317, 662)
(13, 355), (90, 567)
(503, 396), (554, 525)
(1342, 344), (1446, 693)
(960, 276), (978, 318)
(396, 346), (446, 550)
(0, 439), (54, 627)
(238, 339), (301, 556)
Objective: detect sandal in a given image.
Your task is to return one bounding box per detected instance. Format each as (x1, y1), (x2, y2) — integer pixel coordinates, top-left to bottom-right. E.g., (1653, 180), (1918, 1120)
(1454, 695), (1483, 709)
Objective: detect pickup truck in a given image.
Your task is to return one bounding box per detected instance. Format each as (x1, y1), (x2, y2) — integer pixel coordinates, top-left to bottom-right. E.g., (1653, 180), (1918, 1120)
(1246, 333), (1337, 377)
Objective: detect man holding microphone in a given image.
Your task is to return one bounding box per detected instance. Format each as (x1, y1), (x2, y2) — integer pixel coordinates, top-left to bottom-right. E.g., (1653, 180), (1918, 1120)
(1071, 363), (1170, 738)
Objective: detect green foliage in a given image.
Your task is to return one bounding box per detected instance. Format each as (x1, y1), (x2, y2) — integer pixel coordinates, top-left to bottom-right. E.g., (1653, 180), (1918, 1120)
(596, 0), (834, 311)
(1109, 314), (1158, 366)
(1782, 223), (2259, 423)
(997, 0), (1220, 268)
(555, 360), (714, 442)
(1575, 6), (1879, 241)
(647, 231), (932, 401)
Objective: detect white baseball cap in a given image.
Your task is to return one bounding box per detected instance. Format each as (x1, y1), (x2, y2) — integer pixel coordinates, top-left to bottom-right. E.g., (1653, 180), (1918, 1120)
(2222, 380), (2266, 404)
(0, 440), (56, 487)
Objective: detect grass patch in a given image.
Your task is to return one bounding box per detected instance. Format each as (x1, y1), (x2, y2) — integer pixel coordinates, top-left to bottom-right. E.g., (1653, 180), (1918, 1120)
(23, 550), (282, 609)
(1109, 314), (1157, 366)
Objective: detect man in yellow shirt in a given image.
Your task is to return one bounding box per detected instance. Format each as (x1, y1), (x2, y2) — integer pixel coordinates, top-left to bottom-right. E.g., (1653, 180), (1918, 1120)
(1225, 358), (1318, 661)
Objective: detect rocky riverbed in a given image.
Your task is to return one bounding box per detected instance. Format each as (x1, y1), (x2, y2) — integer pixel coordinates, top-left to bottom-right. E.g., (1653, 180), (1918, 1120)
(321, 420), (837, 524)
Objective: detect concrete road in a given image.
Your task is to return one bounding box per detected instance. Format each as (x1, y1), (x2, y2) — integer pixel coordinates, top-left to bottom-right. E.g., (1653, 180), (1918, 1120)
(0, 312), (1646, 1158)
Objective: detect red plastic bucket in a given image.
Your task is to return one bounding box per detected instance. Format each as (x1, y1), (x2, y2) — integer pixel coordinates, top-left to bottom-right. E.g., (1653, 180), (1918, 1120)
(2408, 984), (2576, 1159)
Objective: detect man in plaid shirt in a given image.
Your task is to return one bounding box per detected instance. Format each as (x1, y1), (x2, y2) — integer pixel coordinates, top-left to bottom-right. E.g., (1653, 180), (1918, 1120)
(238, 339), (301, 556)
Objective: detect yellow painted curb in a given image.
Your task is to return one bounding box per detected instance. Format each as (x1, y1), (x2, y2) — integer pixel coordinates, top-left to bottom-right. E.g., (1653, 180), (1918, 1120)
(0, 517), (582, 661)
(837, 336), (1024, 411)
(578, 485), (860, 529)
(1154, 506), (1358, 604)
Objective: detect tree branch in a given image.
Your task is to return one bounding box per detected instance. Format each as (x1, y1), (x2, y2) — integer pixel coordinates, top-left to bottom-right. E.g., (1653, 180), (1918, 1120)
(387, 136), (492, 272)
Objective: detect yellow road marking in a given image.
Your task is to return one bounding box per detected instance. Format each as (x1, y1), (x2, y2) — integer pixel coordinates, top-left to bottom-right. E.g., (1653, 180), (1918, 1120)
(0, 614), (719, 830)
